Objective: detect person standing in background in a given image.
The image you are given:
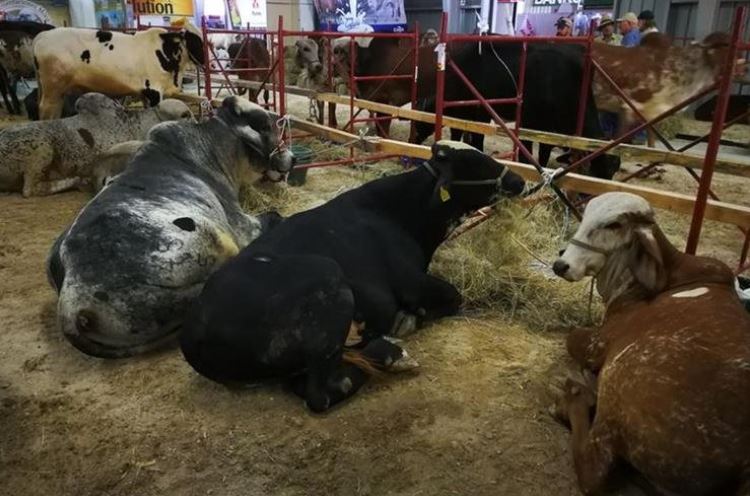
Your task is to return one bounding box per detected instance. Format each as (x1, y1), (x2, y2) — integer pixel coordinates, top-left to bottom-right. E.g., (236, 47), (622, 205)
(638, 10), (659, 34)
(617, 12), (641, 47)
(555, 17), (572, 37)
(595, 16), (621, 45)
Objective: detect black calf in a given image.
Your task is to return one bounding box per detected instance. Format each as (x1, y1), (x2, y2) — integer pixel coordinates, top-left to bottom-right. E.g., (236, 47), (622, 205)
(180, 141), (526, 412)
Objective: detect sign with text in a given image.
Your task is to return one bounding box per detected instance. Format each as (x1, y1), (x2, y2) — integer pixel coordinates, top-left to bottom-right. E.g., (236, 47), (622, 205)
(532, 0), (580, 5)
(132, 0), (194, 17)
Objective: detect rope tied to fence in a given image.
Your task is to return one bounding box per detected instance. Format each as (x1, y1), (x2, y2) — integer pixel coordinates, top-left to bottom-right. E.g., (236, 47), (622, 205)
(271, 114), (292, 158)
(199, 99), (214, 119)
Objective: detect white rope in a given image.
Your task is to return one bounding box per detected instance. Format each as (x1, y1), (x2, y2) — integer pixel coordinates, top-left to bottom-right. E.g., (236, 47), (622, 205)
(541, 167), (565, 188)
(307, 97), (320, 123)
(271, 114), (292, 158)
(199, 99), (214, 119)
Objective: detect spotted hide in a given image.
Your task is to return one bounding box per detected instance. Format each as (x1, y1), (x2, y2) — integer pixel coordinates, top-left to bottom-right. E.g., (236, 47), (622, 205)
(552, 192), (750, 495)
(592, 32), (748, 124)
(47, 97), (294, 358)
(0, 93), (193, 197)
(32, 25), (204, 120)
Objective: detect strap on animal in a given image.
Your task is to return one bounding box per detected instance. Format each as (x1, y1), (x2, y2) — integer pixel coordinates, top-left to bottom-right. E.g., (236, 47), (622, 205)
(568, 237), (613, 256)
(421, 161), (510, 187)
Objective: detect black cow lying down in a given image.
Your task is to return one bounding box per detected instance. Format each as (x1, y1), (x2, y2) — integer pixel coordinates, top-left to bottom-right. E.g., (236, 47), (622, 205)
(180, 141), (526, 411)
(47, 97), (294, 358)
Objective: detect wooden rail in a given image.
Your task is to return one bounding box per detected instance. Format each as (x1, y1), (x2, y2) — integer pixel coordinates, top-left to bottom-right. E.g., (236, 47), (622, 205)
(290, 117), (750, 229)
(313, 93), (750, 178)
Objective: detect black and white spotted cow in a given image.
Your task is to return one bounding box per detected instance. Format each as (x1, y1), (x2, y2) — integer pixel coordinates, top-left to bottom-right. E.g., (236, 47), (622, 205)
(179, 141), (526, 412)
(47, 97), (294, 358)
(32, 25), (204, 120)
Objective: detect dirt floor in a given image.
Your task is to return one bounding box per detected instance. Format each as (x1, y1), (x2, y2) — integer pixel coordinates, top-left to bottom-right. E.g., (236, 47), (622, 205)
(1, 95), (749, 495)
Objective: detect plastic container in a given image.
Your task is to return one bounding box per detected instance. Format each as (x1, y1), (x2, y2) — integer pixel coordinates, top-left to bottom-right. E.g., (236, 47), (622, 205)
(288, 144), (313, 187)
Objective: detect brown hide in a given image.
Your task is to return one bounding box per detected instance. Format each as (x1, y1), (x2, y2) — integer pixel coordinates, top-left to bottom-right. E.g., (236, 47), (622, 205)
(565, 228), (750, 495)
(591, 33), (737, 121)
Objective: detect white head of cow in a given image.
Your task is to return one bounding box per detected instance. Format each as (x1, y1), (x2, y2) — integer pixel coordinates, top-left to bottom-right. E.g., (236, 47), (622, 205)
(217, 96), (295, 182)
(295, 38), (323, 75)
(553, 193), (666, 300)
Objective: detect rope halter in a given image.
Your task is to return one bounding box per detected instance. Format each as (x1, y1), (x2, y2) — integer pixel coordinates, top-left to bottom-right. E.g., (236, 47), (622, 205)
(421, 161), (511, 189)
(567, 237), (615, 256)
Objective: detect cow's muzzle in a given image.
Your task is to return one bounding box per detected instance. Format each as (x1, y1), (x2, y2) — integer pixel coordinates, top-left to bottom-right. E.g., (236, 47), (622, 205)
(265, 146), (295, 182)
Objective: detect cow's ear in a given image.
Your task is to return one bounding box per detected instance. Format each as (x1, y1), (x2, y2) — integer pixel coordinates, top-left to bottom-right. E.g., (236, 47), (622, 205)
(184, 31), (205, 65)
(630, 225), (668, 294)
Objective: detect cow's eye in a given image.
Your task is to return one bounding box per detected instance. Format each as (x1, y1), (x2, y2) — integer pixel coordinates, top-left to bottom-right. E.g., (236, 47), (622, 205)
(604, 222), (622, 230)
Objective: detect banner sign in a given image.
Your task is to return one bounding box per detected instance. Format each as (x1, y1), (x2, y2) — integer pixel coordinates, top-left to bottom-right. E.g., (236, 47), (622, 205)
(313, 0), (407, 33)
(132, 0), (194, 17)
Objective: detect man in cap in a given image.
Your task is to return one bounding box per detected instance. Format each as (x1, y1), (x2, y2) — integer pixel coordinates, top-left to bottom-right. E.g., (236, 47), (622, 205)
(555, 17), (572, 37)
(595, 15), (621, 45)
(638, 10), (659, 34)
(617, 12), (641, 47)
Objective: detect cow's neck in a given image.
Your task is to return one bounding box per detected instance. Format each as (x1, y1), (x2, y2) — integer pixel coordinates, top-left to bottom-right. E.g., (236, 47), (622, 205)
(379, 167), (465, 259)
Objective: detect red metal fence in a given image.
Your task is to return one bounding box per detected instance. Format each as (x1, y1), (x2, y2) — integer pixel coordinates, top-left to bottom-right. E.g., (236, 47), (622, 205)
(193, 7), (750, 268)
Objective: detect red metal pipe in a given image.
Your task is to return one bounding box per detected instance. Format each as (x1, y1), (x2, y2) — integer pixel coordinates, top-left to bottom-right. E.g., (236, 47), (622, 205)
(686, 6), (747, 254)
(433, 12), (448, 142)
(353, 74), (413, 82)
(409, 21), (420, 144)
(446, 34), (589, 44)
(513, 41), (527, 161)
(444, 97), (518, 108)
(201, 16), (212, 101)
(281, 30), (413, 39)
(277, 16), (286, 123)
(574, 20), (595, 136)
(349, 36), (357, 159)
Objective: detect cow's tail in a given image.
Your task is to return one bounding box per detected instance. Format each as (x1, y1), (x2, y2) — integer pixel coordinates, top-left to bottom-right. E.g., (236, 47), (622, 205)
(342, 349), (384, 377)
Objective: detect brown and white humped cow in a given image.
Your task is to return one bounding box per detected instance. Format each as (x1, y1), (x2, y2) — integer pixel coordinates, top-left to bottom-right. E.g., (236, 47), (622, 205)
(552, 192), (750, 496)
(592, 32), (747, 126)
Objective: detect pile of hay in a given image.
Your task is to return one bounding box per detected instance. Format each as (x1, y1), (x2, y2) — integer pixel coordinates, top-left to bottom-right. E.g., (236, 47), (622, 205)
(239, 149), (600, 332)
(431, 200), (601, 331)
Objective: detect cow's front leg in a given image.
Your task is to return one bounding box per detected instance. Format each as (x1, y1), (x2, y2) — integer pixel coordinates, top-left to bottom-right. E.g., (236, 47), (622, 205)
(561, 378), (615, 496)
(38, 92), (64, 120)
(390, 274), (462, 337)
(349, 282), (399, 340)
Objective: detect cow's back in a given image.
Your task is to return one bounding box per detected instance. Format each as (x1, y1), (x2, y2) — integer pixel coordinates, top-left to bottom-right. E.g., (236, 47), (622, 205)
(596, 284), (750, 493)
(34, 28), (176, 96)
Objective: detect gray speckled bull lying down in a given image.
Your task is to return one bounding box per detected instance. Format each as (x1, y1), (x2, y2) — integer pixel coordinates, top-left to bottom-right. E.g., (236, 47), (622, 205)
(46, 96), (294, 358)
(0, 92), (194, 197)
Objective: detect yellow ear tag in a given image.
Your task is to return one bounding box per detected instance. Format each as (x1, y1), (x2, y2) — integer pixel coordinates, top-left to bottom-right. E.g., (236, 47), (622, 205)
(439, 186), (451, 202)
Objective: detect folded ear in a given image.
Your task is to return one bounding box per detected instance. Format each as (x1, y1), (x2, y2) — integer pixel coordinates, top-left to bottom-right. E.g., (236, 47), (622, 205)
(184, 30), (205, 65)
(235, 125), (263, 154)
(630, 225), (668, 294)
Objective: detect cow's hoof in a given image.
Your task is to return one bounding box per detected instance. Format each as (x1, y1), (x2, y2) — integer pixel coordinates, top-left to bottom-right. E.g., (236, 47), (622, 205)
(388, 347), (419, 373)
(390, 310), (418, 337)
